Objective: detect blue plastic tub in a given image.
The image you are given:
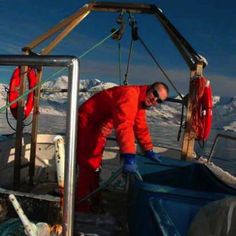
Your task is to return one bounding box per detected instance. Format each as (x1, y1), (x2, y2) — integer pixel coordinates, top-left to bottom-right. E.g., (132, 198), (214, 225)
(0, 218), (25, 235)
(128, 155), (236, 236)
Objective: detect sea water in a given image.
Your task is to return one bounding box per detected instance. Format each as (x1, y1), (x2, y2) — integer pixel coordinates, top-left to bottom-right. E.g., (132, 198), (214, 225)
(1, 113), (236, 176)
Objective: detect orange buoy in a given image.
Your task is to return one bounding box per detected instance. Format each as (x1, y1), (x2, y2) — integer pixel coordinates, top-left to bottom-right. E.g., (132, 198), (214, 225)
(8, 67), (37, 119)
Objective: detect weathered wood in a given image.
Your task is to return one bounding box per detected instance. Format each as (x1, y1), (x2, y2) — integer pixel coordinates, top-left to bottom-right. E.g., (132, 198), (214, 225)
(0, 189), (60, 224)
(13, 66), (28, 189)
(28, 9), (90, 181)
(24, 2), (154, 53)
(28, 69), (43, 184)
(153, 6), (199, 70)
(26, 8), (92, 180)
(181, 101), (195, 160)
(24, 4), (92, 51)
(91, 2), (154, 13)
(181, 65), (203, 160)
(41, 9), (91, 55)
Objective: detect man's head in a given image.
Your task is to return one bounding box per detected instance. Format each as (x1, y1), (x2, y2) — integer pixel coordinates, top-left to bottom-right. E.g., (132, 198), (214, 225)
(144, 82), (169, 108)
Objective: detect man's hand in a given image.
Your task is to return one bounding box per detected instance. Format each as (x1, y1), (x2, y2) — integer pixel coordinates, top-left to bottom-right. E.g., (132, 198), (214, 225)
(120, 154), (137, 173)
(145, 150), (161, 163)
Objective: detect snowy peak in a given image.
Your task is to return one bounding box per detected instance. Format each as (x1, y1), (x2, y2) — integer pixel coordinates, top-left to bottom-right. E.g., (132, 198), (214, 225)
(0, 83), (7, 107)
(42, 76), (106, 92)
(0, 76), (235, 132)
(213, 96), (236, 106)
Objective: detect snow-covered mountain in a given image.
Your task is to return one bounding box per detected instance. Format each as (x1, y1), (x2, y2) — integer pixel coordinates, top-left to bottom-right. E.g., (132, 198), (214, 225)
(0, 76), (236, 132)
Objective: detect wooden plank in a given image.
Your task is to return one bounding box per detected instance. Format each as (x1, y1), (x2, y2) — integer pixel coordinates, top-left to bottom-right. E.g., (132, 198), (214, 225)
(23, 4), (92, 51)
(28, 69), (43, 184)
(181, 70), (197, 160)
(27, 7), (90, 182)
(24, 2), (153, 52)
(13, 66), (27, 189)
(181, 101), (195, 160)
(41, 9), (91, 55)
(91, 2), (154, 13)
(181, 65), (204, 160)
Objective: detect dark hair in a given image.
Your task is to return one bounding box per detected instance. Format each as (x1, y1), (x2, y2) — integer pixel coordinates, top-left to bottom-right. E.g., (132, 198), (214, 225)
(150, 82), (169, 94)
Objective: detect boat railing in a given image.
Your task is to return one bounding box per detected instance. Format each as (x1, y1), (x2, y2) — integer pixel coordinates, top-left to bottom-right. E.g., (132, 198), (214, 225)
(0, 54), (79, 236)
(207, 133), (236, 162)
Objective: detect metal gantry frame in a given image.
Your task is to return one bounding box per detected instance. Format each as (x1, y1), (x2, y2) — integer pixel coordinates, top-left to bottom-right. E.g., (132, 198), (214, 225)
(9, 2), (207, 235)
(18, 2), (206, 173)
(0, 55), (79, 236)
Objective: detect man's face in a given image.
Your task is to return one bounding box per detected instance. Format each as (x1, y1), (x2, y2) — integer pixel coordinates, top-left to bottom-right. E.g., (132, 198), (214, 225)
(144, 85), (168, 108)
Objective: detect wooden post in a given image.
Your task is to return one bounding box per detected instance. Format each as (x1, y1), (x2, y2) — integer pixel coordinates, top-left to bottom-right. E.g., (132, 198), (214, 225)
(25, 5), (91, 184)
(24, 4), (92, 51)
(181, 72), (195, 161)
(41, 9), (91, 55)
(28, 68), (43, 185)
(181, 64), (203, 160)
(13, 66), (27, 189)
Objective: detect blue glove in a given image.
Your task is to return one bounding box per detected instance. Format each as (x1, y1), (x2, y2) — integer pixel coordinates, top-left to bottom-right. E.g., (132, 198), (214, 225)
(121, 154), (137, 173)
(145, 150), (161, 163)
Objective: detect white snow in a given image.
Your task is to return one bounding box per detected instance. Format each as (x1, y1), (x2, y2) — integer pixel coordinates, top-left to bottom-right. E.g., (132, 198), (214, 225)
(0, 83), (7, 107)
(0, 76), (236, 132)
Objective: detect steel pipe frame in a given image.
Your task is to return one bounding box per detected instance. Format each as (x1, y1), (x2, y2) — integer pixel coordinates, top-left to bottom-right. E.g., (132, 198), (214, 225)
(0, 55), (79, 236)
(207, 134), (236, 162)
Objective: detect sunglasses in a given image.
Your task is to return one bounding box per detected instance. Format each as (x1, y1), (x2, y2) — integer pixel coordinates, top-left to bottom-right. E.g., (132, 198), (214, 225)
(152, 89), (164, 104)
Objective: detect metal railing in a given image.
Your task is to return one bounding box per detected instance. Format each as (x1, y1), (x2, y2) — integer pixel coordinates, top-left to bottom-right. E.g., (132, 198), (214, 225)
(0, 55), (79, 236)
(207, 133), (236, 162)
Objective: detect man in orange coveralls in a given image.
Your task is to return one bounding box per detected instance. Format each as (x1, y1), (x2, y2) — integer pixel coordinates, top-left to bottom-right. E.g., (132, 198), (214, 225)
(76, 82), (169, 212)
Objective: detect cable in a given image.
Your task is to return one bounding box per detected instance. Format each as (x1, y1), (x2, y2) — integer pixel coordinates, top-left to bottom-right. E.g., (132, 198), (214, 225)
(0, 29), (120, 115)
(138, 35), (184, 99)
(118, 42), (122, 85)
(124, 38), (134, 85)
(177, 103), (185, 141)
(79, 28), (119, 59)
(78, 167), (123, 204)
(5, 87), (33, 131)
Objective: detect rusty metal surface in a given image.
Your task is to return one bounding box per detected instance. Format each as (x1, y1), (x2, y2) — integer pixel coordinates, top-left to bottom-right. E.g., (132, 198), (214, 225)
(0, 189), (61, 225)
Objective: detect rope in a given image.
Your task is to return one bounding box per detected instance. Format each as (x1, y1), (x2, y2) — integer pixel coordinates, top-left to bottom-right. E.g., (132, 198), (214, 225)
(126, 12), (183, 98)
(134, 22), (185, 141)
(177, 103), (185, 141)
(0, 28), (119, 114)
(135, 170), (143, 181)
(118, 42), (122, 85)
(3, 87), (15, 131)
(138, 35), (184, 99)
(78, 166), (144, 204)
(78, 167), (123, 203)
(78, 28), (119, 59)
(123, 13), (138, 86)
(4, 87), (33, 131)
(124, 38), (134, 85)
(0, 68), (66, 114)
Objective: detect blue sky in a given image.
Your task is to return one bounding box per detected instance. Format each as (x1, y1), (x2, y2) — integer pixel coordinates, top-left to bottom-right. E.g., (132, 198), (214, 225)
(0, 0), (235, 96)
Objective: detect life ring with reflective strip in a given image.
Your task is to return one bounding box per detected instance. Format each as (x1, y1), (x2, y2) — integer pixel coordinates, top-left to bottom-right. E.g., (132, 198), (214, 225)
(190, 76), (213, 141)
(8, 67), (37, 119)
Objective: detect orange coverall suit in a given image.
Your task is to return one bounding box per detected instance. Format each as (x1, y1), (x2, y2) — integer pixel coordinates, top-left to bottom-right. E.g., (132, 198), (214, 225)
(76, 85), (153, 211)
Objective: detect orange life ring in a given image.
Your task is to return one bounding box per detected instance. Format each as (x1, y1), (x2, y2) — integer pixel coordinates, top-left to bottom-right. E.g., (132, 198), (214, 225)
(190, 76), (213, 141)
(8, 67), (38, 119)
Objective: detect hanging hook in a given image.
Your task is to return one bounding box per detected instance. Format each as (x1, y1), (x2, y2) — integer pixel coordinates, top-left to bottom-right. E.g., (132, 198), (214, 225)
(111, 11), (125, 41)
